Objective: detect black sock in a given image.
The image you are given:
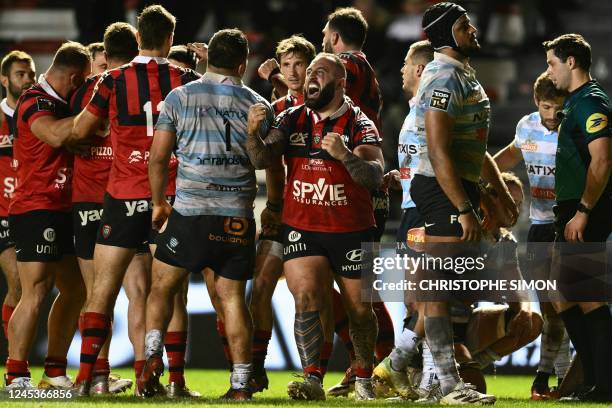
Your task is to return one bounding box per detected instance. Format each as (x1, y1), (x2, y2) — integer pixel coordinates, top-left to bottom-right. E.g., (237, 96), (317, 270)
(534, 371), (550, 387)
(559, 305), (595, 387)
(584, 306), (612, 393)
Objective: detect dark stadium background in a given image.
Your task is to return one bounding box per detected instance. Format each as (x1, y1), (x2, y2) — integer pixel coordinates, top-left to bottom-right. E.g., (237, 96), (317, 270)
(0, 0), (610, 375)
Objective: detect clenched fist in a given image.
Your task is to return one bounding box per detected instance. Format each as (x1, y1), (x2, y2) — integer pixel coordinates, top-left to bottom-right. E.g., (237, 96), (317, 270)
(247, 103), (268, 136)
(321, 132), (350, 161)
(258, 58), (280, 81)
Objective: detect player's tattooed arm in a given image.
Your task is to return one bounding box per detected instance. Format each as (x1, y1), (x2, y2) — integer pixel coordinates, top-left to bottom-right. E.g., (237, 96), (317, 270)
(322, 132), (383, 191)
(246, 104), (286, 169)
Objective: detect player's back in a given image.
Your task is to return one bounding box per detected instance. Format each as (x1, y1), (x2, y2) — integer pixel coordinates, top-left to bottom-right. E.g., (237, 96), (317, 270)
(157, 72), (272, 218)
(86, 56), (199, 199)
(339, 51), (382, 132)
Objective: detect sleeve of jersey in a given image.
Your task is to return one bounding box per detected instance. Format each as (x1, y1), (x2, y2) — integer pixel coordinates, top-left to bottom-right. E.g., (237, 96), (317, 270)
(423, 74), (461, 118)
(353, 112), (381, 147)
(577, 97), (610, 143)
(270, 108), (292, 136)
(155, 90), (180, 133)
(21, 95), (57, 127)
(85, 73), (113, 118)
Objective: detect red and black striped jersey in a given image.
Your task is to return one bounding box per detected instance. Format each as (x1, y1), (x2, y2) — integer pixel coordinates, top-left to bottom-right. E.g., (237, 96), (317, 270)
(10, 80), (73, 214)
(0, 99), (17, 216)
(272, 92), (304, 116)
(85, 56), (200, 199)
(70, 74), (113, 203)
(339, 51), (382, 134)
(272, 97), (381, 232)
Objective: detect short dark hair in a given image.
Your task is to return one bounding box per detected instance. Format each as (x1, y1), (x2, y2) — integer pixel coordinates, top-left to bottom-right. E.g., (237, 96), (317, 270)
(137, 5), (176, 50)
(52, 41), (91, 71)
(275, 35), (316, 64)
(168, 45), (197, 70)
(543, 33), (591, 71)
(208, 29), (248, 70)
(327, 7), (368, 49)
(409, 40), (434, 65)
(87, 42), (105, 60)
(534, 72), (567, 102)
(1, 50), (34, 77)
(104, 22), (138, 62)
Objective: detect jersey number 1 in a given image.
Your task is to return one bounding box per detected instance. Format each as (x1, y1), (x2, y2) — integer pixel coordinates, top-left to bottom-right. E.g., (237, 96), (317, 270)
(144, 101), (165, 137)
(223, 118), (231, 151)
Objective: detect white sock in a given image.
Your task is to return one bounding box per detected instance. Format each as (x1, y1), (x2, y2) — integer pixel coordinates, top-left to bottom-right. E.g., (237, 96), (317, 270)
(420, 342), (439, 391)
(390, 328), (422, 371)
(230, 363), (253, 390)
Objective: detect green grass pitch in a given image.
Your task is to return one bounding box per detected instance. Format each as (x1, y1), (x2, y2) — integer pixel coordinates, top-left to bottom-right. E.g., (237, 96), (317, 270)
(2, 368), (609, 407)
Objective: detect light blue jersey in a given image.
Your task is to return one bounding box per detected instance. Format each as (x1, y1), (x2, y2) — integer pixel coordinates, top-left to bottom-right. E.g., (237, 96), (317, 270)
(415, 53), (490, 183)
(398, 98), (421, 209)
(514, 112), (557, 224)
(156, 72), (273, 218)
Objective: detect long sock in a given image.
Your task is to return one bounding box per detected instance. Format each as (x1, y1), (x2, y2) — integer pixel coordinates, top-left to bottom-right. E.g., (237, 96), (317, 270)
(6, 359), (29, 383)
(350, 311), (377, 379)
(320, 341), (333, 378)
(76, 312), (111, 384)
(295, 311), (323, 380)
(231, 363), (253, 390)
(420, 343), (439, 391)
(390, 327), (422, 372)
(44, 356), (67, 378)
(425, 316), (460, 395)
(216, 320), (233, 368)
(2, 304), (14, 339)
(558, 306), (595, 386)
(165, 331), (187, 386)
(373, 302), (394, 362)
(134, 360), (145, 380)
(553, 330), (571, 383)
(537, 314), (565, 379)
(252, 330), (271, 373)
(93, 358), (110, 379)
(583, 305), (612, 393)
(331, 289), (355, 360)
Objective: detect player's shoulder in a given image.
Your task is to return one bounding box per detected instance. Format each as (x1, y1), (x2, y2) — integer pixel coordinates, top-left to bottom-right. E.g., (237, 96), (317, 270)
(517, 112), (541, 129)
(169, 64), (201, 81)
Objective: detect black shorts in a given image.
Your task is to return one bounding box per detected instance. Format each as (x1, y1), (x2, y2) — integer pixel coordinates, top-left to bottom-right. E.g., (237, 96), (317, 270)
(0, 217), (14, 254)
(524, 223), (555, 281)
(74, 202), (149, 259)
(282, 225), (374, 279)
(96, 193), (160, 250)
(553, 198), (611, 301)
(372, 189), (389, 242)
(554, 198), (611, 243)
(410, 174), (480, 237)
(9, 210), (74, 262)
(155, 211), (256, 281)
(396, 207), (425, 244)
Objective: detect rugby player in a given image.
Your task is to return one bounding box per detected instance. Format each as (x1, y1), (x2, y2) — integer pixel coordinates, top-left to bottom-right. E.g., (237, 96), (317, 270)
(87, 42), (107, 77)
(371, 40), (434, 400)
(6, 42), (90, 390)
(320, 8), (395, 395)
(250, 34), (316, 392)
(494, 72), (571, 400)
(0, 51), (34, 353)
(71, 23), (144, 395)
(247, 52), (383, 401)
(543, 33), (612, 402)
(139, 28), (273, 401)
(70, 5), (199, 394)
(409, 2), (518, 404)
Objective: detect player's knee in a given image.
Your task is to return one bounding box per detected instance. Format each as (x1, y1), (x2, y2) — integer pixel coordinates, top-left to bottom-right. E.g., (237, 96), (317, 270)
(292, 290), (321, 312)
(346, 304), (374, 325)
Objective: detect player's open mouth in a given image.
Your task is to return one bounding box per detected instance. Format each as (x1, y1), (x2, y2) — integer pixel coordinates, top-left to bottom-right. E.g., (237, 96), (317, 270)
(307, 84), (320, 98)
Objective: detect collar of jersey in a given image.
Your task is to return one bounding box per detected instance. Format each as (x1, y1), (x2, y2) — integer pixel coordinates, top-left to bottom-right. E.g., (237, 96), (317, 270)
(132, 56), (168, 64)
(408, 97), (416, 109)
(434, 52), (474, 74)
(38, 74), (66, 104)
(202, 71), (242, 86)
(0, 98), (14, 117)
(307, 97), (349, 123)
